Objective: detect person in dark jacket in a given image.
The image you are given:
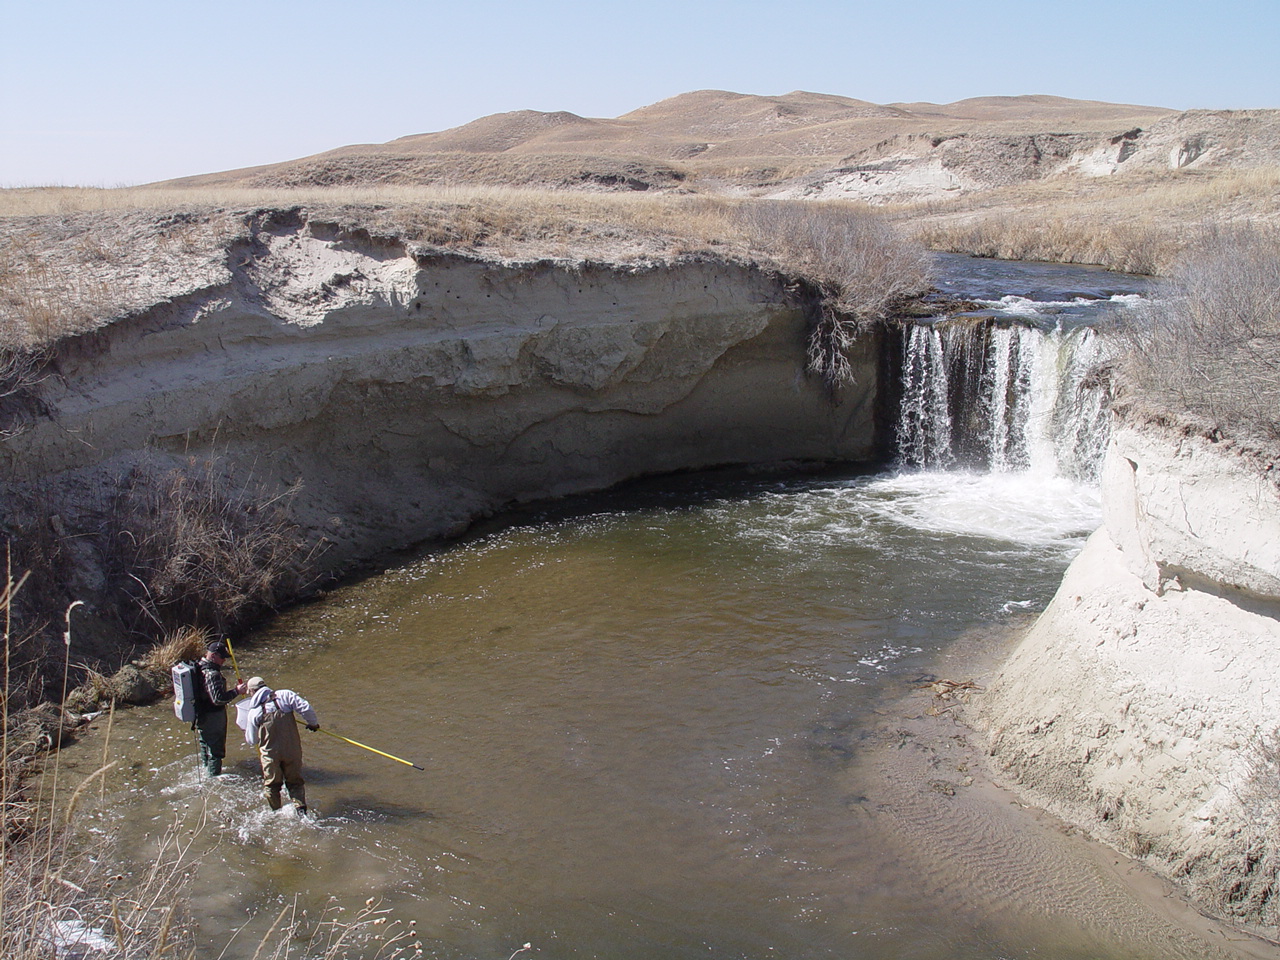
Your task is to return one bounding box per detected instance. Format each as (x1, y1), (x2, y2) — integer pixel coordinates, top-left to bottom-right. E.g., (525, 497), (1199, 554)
(195, 640), (246, 777)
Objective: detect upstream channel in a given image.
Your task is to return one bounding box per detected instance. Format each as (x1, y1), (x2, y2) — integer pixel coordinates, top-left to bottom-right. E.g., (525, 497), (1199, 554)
(64, 258), (1246, 960)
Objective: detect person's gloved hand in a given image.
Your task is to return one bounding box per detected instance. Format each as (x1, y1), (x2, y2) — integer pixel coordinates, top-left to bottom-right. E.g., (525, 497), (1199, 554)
(306, 724), (320, 732)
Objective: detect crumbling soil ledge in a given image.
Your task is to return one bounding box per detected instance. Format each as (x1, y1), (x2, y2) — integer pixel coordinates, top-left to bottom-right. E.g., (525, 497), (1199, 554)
(859, 620), (1280, 959)
(970, 414), (1280, 945)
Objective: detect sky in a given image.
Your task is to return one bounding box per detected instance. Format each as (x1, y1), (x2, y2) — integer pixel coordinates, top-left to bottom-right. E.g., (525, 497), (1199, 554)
(3, 0), (1278, 187)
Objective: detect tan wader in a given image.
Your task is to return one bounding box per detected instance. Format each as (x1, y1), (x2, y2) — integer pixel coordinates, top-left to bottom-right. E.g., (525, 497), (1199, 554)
(258, 704), (308, 812)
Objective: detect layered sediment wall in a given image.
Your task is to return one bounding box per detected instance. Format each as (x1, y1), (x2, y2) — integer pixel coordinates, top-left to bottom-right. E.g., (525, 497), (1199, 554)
(975, 416), (1280, 928)
(1, 218), (879, 594)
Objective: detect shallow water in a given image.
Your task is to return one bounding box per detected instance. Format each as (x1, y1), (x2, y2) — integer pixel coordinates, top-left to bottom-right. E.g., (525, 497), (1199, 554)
(67, 464), (1237, 960)
(931, 251), (1155, 303)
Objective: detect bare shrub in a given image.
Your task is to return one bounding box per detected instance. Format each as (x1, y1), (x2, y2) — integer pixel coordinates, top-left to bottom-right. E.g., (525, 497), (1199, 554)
(735, 200), (932, 390)
(104, 455), (313, 637)
(1112, 224), (1280, 440)
(736, 200), (931, 320)
(0, 347), (51, 442)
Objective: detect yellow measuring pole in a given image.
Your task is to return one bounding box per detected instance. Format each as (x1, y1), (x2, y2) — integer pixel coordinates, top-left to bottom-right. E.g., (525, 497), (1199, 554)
(294, 717), (425, 771)
(223, 636), (243, 683)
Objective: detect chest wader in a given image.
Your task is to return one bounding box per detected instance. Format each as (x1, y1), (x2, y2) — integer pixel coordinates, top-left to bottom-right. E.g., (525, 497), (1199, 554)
(195, 706), (228, 777)
(194, 660), (231, 778)
(258, 700), (307, 814)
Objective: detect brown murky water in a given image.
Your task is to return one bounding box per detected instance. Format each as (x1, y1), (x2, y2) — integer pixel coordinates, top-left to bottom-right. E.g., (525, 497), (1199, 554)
(69, 465), (1244, 960)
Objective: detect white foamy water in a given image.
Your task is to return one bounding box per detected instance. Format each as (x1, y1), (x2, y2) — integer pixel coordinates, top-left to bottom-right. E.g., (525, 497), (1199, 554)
(976, 293), (1147, 325)
(860, 469), (1101, 552)
(896, 319), (1112, 483)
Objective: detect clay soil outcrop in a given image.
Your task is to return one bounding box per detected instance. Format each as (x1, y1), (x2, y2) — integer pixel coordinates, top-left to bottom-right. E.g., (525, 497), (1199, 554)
(974, 413), (1280, 935)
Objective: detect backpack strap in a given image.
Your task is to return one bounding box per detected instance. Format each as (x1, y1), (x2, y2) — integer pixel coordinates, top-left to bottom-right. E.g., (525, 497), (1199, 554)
(255, 692), (280, 727)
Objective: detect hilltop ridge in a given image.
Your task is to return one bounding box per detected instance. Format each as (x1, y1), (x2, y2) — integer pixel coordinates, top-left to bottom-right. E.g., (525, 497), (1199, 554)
(162, 89), (1207, 200)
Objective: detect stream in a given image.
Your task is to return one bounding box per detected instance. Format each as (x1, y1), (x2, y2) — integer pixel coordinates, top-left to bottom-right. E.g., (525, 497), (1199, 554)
(60, 257), (1243, 960)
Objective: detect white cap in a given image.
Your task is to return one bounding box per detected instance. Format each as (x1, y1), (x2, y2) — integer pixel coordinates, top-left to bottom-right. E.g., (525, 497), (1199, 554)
(246, 676), (266, 692)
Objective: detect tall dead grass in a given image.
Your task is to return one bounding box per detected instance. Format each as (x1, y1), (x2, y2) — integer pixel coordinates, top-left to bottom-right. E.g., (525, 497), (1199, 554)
(1, 566), (199, 960)
(1, 568), (420, 960)
(912, 215), (1176, 275)
(1112, 224), (1280, 440)
(904, 167), (1280, 274)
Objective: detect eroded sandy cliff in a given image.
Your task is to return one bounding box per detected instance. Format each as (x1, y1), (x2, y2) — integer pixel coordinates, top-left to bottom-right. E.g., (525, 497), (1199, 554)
(975, 416), (1280, 929)
(1, 214), (881, 609)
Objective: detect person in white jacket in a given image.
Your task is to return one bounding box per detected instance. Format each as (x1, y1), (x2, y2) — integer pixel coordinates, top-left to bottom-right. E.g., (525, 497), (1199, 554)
(243, 677), (320, 814)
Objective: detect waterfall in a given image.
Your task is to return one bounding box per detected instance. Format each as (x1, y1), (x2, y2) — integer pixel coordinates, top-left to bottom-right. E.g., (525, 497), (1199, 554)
(894, 319), (1110, 483)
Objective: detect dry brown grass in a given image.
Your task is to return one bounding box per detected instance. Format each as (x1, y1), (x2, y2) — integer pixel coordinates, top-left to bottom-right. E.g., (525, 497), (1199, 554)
(0, 234), (120, 348)
(0, 186), (933, 356)
(241, 151), (693, 194)
(0, 208), (237, 351)
(136, 626), (208, 673)
(901, 166), (1280, 274)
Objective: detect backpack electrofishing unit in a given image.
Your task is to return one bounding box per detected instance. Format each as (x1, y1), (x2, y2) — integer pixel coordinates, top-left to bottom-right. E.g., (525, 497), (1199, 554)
(172, 660), (205, 723)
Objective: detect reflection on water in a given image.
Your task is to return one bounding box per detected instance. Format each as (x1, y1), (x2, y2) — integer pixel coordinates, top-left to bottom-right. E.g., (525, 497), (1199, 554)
(68, 465), (1228, 960)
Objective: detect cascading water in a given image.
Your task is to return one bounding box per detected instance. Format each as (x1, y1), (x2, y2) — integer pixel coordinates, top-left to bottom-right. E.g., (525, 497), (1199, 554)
(895, 317), (1111, 483)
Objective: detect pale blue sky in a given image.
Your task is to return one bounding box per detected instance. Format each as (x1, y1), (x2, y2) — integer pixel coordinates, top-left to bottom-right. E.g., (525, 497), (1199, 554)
(3, 0), (1277, 187)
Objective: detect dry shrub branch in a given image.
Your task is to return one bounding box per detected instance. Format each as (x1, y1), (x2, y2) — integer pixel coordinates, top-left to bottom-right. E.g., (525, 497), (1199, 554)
(735, 200), (932, 390)
(105, 455), (314, 637)
(0, 348), (51, 442)
(1113, 224), (1280, 440)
